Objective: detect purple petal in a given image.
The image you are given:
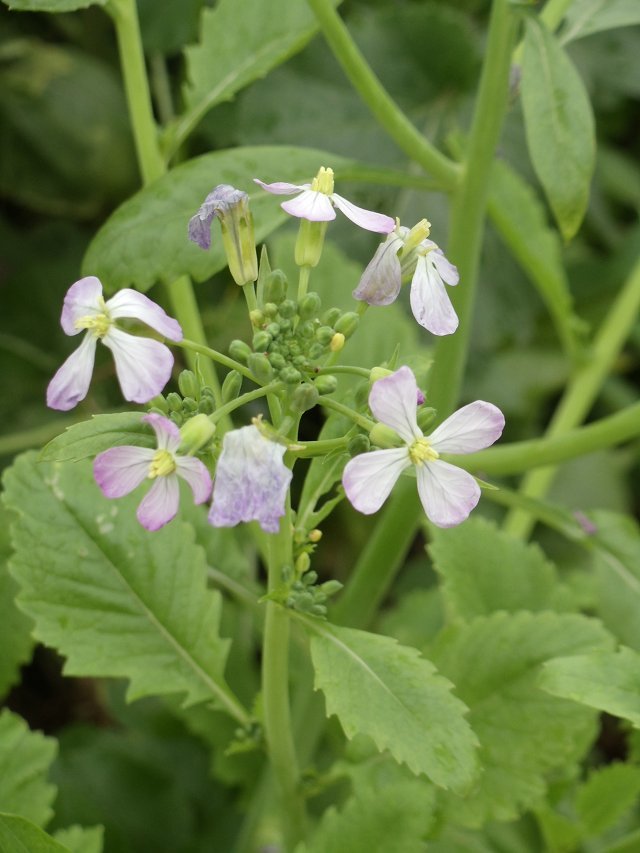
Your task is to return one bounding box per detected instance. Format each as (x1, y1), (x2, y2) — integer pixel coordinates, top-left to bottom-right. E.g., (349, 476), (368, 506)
(409, 256), (458, 336)
(208, 425), (292, 534)
(142, 413), (181, 453)
(137, 475), (180, 531)
(46, 333), (97, 411)
(416, 460), (480, 528)
(93, 446), (154, 498)
(176, 456), (213, 504)
(189, 185), (250, 250)
(369, 366), (423, 445)
(282, 190), (336, 221)
(60, 276), (104, 336)
(188, 214), (213, 250)
(253, 178), (308, 195)
(107, 289), (182, 341)
(429, 401), (505, 455)
(342, 448), (409, 515)
(331, 193), (395, 233)
(102, 328), (174, 403)
(353, 233), (403, 306)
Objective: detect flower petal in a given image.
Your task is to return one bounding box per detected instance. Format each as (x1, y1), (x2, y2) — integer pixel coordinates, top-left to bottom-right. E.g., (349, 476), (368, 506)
(368, 366), (423, 445)
(410, 256), (458, 336)
(425, 243), (459, 286)
(136, 475), (180, 531)
(429, 401), (505, 454)
(342, 448), (409, 515)
(103, 328), (174, 403)
(208, 425), (292, 534)
(107, 289), (182, 341)
(176, 456), (213, 504)
(60, 276), (104, 336)
(353, 233), (403, 306)
(416, 460), (480, 528)
(46, 333), (97, 411)
(331, 193), (395, 233)
(142, 412), (181, 453)
(282, 189), (336, 221)
(93, 446), (154, 498)
(253, 178), (308, 195)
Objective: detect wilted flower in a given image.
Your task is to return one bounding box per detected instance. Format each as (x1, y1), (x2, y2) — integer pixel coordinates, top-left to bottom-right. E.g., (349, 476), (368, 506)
(342, 366), (504, 528)
(353, 220), (459, 336)
(93, 413), (212, 531)
(47, 276), (182, 411)
(209, 424), (292, 534)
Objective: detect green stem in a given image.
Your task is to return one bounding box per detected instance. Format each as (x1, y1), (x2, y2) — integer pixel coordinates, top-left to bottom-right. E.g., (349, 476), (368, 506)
(505, 254), (640, 537)
(289, 436), (349, 458)
(540, 0), (575, 30)
(316, 364), (371, 378)
(307, 0), (460, 188)
(297, 265), (311, 302)
(242, 282), (258, 314)
(176, 339), (256, 382)
(317, 396), (375, 431)
(210, 382), (282, 425)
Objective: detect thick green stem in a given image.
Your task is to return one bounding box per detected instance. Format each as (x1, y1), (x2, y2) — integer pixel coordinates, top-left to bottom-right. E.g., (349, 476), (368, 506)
(505, 254), (640, 537)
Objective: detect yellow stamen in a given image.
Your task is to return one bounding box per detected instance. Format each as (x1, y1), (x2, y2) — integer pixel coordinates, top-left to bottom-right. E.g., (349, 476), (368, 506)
(400, 219), (431, 258)
(74, 298), (111, 338)
(311, 166), (335, 196)
(148, 449), (176, 479)
(408, 437), (439, 466)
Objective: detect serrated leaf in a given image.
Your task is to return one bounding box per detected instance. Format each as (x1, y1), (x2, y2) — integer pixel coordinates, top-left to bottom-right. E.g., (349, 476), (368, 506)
(82, 147), (354, 293)
(0, 815), (70, 853)
(39, 413), (152, 463)
(0, 506), (34, 697)
(53, 826), (103, 853)
(431, 611), (614, 826)
(521, 18), (595, 241)
(575, 763), (640, 837)
(2, 454), (245, 721)
(303, 619), (479, 792)
(562, 0), (640, 43)
(540, 646), (640, 727)
(1, 0), (103, 10)
(0, 710), (57, 827)
(429, 517), (574, 620)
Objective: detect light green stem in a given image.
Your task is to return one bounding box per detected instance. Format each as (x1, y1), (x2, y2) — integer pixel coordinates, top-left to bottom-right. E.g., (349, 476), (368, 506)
(540, 0), (575, 30)
(297, 265), (311, 302)
(242, 282), (258, 314)
(317, 396), (375, 431)
(505, 254), (640, 537)
(176, 339), (256, 382)
(210, 382), (281, 425)
(316, 364), (371, 378)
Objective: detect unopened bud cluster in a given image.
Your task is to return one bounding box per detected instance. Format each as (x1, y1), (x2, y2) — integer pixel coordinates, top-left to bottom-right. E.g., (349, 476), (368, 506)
(149, 369), (217, 426)
(281, 563), (343, 618)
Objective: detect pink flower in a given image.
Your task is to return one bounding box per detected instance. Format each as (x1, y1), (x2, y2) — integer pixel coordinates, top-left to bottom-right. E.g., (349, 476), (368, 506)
(47, 276), (182, 411)
(208, 425), (292, 534)
(93, 414), (212, 531)
(342, 366), (504, 528)
(254, 166), (394, 234)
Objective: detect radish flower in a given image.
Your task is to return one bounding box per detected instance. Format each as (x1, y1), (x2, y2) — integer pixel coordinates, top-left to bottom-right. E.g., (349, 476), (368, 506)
(343, 366), (504, 528)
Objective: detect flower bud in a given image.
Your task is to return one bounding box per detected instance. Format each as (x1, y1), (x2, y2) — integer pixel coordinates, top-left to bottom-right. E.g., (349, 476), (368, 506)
(280, 366), (302, 385)
(269, 352), (286, 370)
(248, 352), (274, 383)
(294, 217), (328, 268)
(322, 307), (341, 326)
(278, 299), (297, 319)
(252, 330), (272, 352)
(295, 553), (311, 575)
(178, 413), (216, 454)
(330, 332), (345, 353)
(299, 292), (321, 320)
(347, 434), (371, 456)
(178, 370), (199, 400)
(369, 423), (401, 448)
(222, 370), (243, 403)
(263, 302), (278, 318)
(308, 343), (324, 360)
(166, 392), (182, 413)
(183, 397), (199, 413)
(369, 366), (392, 383)
(313, 374), (338, 395)
(298, 321), (314, 339)
(315, 325), (335, 345)
(198, 396), (216, 415)
(334, 312), (359, 339)
(290, 382), (319, 413)
(417, 406), (437, 432)
(249, 309), (264, 327)
(309, 528), (322, 543)
(149, 394), (169, 414)
(263, 269), (288, 304)
(229, 339), (252, 364)
(319, 579), (343, 598)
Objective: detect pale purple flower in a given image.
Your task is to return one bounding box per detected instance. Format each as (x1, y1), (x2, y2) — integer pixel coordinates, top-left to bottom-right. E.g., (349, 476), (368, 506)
(353, 224), (459, 335)
(254, 166), (395, 234)
(47, 276), (182, 411)
(343, 366), (504, 528)
(209, 424), (292, 534)
(93, 413), (212, 531)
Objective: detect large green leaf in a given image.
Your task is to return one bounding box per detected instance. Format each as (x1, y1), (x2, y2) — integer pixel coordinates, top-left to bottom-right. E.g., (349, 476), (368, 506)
(431, 611), (613, 826)
(562, 0), (640, 43)
(539, 646), (640, 727)
(0, 506), (33, 698)
(303, 618), (479, 792)
(0, 815), (70, 853)
(575, 763), (640, 837)
(40, 414), (152, 464)
(1, 0), (103, 9)
(0, 710), (57, 828)
(2, 454), (244, 721)
(521, 17), (595, 241)
(429, 517), (574, 620)
(82, 147), (354, 293)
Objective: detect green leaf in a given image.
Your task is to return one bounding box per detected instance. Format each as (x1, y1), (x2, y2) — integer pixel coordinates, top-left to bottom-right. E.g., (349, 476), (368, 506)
(82, 147), (354, 293)
(539, 646), (640, 727)
(521, 17), (595, 241)
(0, 815), (70, 853)
(52, 826), (103, 853)
(1, 0), (103, 10)
(0, 506), (34, 698)
(0, 710), (57, 827)
(2, 454), (245, 721)
(39, 413), (152, 464)
(303, 619), (480, 792)
(575, 762), (640, 837)
(431, 611), (614, 826)
(429, 517), (574, 620)
(562, 0), (640, 43)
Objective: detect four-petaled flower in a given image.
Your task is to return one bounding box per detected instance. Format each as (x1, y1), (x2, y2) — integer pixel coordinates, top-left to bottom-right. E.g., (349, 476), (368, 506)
(93, 413), (212, 531)
(342, 366), (504, 528)
(353, 220), (459, 336)
(209, 424), (292, 534)
(254, 166), (395, 234)
(47, 276), (183, 411)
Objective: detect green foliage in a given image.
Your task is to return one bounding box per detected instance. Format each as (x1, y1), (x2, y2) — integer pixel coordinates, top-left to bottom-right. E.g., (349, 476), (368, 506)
(0, 506), (33, 697)
(562, 0), (640, 43)
(2, 454), (241, 718)
(575, 762), (640, 837)
(1, 0), (103, 9)
(304, 618), (480, 792)
(0, 815), (70, 853)
(521, 17), (595, 241)
(39, 414), (152, 464)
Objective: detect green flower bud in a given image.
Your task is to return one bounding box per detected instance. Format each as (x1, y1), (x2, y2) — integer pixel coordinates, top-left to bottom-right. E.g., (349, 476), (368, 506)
(269, 352), (286, 370)
(252, 330), (272, 352)
(417, 406), (437, 432)
(221, 370), (243, 403)
(229, 339), (252, 364)
(249, 309), (264, 327)
(248, 352), (275, 383)
(314, 374), (338, 395)
(315, 325), (335, 345)
(369, 423), (401, 448)
(308, 343), (324, 360)
(369, 366), (392, 383)
(178, 370), (199, 400)
(178, 413), (216, 454)
(322, 307), (341, 326)
(302, 569), (318, 585)
(335, 312), (359, 339)
(278, 299), (297, 319)
(329, 332), (345, 353)
(149, 394), (169, 414)
(347, 433), (371, 456)
(310, 603), (327, 617)
(263, 302), (278, 318)
(298, 321), (314, 339)
(294, 218), (328, 268)
(280, 366), (302, 385)
(319, 579), (343, 597)
(296, 553), (311, 576)
(299, 291), (321, 320)
(278, 318), (292, 332)
(265, 322), (280, 338)
(198, 396), (216, 415)
(166, 392), (183, 413)
(354, 380), (370, 408)
(183, 397), (199, 413)
(263, 269), (288, 304)
(290, 382), (319, 413)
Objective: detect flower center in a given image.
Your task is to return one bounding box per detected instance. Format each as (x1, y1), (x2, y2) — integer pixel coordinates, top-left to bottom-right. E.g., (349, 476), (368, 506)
(75, 298), (112, 339)
(148, 449), (177, 479)
(311, 166), (334, 196)
(401, 219), (431, 257)
(408, 437), (439, 466)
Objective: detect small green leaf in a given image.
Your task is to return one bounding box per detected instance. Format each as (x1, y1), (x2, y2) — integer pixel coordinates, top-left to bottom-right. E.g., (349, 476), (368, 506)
(521, 17), (595, 241)
(562, 0), (640, 43)
(52, 826), (103, 853)
(1, 0), (103, 10)
(303, 619), (479, 792)
(0, 506), (33, 698)
(0, 710), (57, 827)
(540, 646), (640, 727)
(39, 413), (152, 463)
(0, 815), (70, 853)
(575, 763), (640, 837)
